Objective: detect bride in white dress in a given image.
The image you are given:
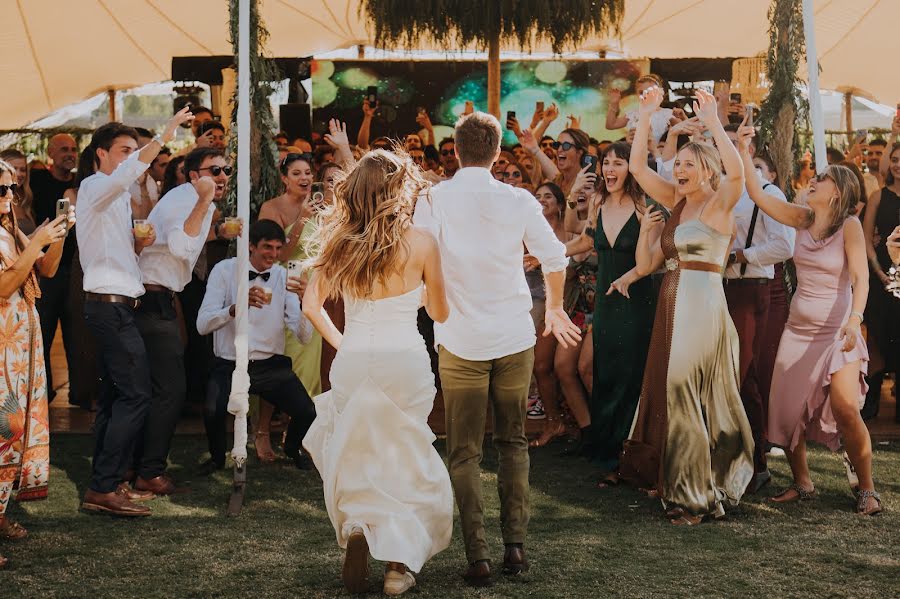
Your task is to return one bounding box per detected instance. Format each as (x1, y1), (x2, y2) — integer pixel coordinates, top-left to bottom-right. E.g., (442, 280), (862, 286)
(301, 149), (453, 596)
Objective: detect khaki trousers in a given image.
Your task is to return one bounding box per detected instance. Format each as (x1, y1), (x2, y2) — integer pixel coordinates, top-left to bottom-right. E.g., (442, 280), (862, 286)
(438, 345), (534, 563)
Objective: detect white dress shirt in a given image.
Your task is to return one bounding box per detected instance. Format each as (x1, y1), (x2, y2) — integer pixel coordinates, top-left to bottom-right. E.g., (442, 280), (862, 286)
(139, 183), (215, 292)
(726, 182), (795, 279)
(413, 167), (568, 361)
(197, 258), (312, 361)
(76, 152), (149, 297)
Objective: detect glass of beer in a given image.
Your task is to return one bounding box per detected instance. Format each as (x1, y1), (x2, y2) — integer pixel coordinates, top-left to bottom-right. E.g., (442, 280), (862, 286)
(224, 216), (242, 236)
(133, 219), (152, 239)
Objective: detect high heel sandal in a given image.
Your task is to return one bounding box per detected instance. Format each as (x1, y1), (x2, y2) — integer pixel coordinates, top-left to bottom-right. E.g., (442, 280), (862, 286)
(856, 489), (883, 516)
(529, 419), (567, 448)
(769, 483), (817, 503)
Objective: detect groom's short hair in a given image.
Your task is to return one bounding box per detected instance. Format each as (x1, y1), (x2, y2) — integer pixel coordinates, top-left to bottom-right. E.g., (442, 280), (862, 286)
(454, 112), (501, 167)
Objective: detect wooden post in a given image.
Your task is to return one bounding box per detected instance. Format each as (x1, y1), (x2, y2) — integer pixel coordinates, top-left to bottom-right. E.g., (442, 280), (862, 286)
(107, 89), (116, 122)
(487, 30), (500, 119)
(844, 91), (854, 142)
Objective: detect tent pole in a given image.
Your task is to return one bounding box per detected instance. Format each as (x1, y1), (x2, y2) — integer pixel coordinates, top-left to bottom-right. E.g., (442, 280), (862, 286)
(226, 0), (252, 516)
(107, 89), (116, 122)
(844, 91), (853, 142)
(802, 0), (826, 172)
(487, 30), (500, 119)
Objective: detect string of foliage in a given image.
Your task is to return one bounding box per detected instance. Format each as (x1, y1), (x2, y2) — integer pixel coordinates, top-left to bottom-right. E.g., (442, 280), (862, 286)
(360, 0), (624, 52)
(756, 0), (808, 202)
(225, 0), (281, 219)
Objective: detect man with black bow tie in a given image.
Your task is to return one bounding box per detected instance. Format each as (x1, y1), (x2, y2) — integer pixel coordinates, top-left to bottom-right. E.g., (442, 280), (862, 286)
(197, 219), (315, 473)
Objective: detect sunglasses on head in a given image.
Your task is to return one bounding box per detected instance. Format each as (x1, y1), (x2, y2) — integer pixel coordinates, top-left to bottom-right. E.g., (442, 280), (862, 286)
(0, 183), (18, 197)
(814, 171), (832, 182)
(281, 152), (313, 169)
(197, 165), (233, 177)
(551, 141), (576, 151)
(502, 171), (522, 178)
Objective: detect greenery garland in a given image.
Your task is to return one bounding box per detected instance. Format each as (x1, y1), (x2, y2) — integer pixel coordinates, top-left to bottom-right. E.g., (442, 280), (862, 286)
(756, 0), (808, 203)
(224, 0), (281, 219)
(360, 0), (624, 52)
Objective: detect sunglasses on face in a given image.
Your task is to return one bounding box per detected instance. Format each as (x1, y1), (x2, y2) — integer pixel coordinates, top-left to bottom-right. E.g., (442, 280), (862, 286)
(551, 141), (576, 151)
(0, 183), (18, 197)
(503, 171), (522, 178)
(440, 148), (454, 156)
(540, 140), (554, 148)
(197, 165), (233, 177)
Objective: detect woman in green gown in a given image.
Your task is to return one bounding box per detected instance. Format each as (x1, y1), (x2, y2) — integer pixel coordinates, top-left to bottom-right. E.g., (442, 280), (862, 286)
(564, 142), (655, 483)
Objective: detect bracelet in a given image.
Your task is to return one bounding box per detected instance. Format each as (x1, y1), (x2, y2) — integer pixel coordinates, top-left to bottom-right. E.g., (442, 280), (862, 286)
(850, 311), (864, 323)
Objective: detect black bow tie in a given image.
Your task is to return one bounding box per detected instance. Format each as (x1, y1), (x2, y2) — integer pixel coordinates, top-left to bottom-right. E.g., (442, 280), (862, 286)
(249, 271), (270, 282)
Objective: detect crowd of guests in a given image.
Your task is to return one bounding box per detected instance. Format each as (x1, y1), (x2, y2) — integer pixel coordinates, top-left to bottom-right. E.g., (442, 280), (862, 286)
(0, 74), (898, 573)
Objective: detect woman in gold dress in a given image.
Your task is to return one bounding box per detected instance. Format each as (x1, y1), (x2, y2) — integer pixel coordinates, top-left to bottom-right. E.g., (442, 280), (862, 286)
(618, 87), (754, 525)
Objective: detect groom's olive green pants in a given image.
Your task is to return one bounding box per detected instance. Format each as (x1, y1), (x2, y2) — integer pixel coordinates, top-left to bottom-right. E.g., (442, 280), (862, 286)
(438, 345), (534, 563)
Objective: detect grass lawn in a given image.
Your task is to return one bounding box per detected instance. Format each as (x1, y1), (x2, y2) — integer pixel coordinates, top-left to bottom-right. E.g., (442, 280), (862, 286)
(3, 434), (898, 598)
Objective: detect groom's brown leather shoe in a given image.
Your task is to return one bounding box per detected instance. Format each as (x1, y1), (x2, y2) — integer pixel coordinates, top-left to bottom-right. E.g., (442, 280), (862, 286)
(462, 560), (492, 587)
(502, 544), (530, 575)
(81, 489), (151, 517)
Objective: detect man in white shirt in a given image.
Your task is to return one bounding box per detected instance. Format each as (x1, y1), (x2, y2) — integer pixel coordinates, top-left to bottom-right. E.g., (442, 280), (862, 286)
(78, 108), (192, 517)
(131, 147), (239, 495)
(413, 112), (580, 585)
(723, 126), (796, 492)
(197, 219), (315, 473)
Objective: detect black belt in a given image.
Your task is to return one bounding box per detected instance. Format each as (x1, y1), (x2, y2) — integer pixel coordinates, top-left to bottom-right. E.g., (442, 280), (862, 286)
(85, 292), (141, 309)
(723, 278), (769, 286)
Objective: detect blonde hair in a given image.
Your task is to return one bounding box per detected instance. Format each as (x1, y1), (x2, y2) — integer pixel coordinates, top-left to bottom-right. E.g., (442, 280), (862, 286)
(821, 164), (860, 238)
(678, 141), (722, 191)
(305, 149), (429, 300)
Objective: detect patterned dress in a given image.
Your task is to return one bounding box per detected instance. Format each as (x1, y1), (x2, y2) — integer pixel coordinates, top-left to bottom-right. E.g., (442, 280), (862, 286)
(0, 268), (49, 513)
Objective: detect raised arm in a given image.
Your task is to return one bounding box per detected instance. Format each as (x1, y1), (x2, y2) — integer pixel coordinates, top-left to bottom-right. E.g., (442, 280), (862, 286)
(696, 90), (744, 212)
(302, 273), (343, 350)
(324, 119), (355, 167)
(605, 89), (629, 130)
(565, 192), (599, 256)
(519, 128), (559, 180)
(357, 100), (375, 150)
(635, 206), (665, 276)
(533, 102), (558, 141)
(629, 86), (676, 208)
(737, 126), (813, 230)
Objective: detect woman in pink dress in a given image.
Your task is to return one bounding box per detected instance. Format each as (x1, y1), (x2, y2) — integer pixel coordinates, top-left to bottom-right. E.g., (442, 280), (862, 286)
(737, 127), (881, 516)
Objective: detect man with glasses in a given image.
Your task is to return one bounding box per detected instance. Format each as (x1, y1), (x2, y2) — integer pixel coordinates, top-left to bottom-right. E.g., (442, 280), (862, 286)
(130, 147), (239, 496)
(539, 135), (556, 161)
(439, 138), (459, 178)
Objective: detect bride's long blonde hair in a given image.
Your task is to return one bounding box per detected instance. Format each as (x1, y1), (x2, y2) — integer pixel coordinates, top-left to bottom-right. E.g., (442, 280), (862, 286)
(305, 149), (429, 300)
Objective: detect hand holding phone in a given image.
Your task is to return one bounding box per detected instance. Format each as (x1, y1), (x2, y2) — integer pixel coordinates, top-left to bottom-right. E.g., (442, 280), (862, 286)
(56, 198), (71, 235)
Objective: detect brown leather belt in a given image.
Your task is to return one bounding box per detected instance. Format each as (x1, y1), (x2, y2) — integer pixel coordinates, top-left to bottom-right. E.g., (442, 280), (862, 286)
(144, 284), (175, 295)
(85, 292), (141, 310)
(666, 258), (723, 275)
(723, 277), (769, 286)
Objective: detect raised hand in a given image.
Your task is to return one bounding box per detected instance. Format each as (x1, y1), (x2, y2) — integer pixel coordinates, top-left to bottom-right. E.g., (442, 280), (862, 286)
(543, 103), (559, 123)
(608, 89), (622, 105)
(693, 89), (719, 126)
(415, 111), (433, 130)
(669, 116), (703, 137)
(519, 128), (538, 152)
(566, 114), (582, 130)
(463, 100), (474, 116)
(32, 215), (67, 247)
(162, 106), (194, 144)
(638, 86), (663, 117)
(507, 114), (522, 137)
(736, 124), (756, 154)
(324, 119), (350, 149)
(362, 99), (376, 117)
(572, 164), (597, 197)
(530, 102), (545, 128)
(192, 175), (216, 200)
(639, 206), (665, 234)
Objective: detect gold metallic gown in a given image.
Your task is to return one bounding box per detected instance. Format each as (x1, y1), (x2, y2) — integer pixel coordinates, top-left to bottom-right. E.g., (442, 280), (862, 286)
(620, 200), (754, 518)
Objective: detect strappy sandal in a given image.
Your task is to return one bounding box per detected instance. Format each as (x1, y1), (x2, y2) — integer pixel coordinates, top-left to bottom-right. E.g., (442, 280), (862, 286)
(0, 518), (28, 540)
(769, 483), (817, 504)
(856, 489), (883, 516)
(529, 419), (567, 448)
(670, 513), (703, 526)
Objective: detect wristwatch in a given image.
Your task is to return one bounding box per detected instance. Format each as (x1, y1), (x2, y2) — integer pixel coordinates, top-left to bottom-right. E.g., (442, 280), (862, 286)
(727, 252), (737, 264)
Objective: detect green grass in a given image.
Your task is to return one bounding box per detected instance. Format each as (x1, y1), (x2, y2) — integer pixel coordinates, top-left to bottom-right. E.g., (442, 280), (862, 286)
(4, 435), (899, 598)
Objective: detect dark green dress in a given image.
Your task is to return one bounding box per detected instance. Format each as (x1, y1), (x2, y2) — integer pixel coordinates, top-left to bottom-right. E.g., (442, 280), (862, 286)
(586, 210), (655, 472)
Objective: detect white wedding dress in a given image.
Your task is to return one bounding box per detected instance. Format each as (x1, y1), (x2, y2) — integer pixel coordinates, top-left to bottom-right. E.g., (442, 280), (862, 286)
(303, 284), (453, 573)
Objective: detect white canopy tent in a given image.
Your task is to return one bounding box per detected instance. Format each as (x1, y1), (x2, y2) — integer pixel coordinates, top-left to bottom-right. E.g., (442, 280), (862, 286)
(1, 0), (898, 129)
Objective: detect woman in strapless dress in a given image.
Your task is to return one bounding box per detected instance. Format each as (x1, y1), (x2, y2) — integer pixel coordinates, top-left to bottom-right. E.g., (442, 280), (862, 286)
(736, 128), (881, 516)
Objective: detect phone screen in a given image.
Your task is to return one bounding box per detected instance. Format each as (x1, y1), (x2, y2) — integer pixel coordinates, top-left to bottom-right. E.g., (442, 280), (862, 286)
(730, 93), (742, 103)
(581, 154), (598, 173)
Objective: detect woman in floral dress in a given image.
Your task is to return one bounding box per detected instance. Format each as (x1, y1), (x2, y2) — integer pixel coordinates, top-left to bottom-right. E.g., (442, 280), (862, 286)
(0, 159), (70, 568)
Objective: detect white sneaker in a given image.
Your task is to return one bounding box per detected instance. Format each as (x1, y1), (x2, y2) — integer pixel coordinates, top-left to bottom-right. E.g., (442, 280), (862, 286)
(383, 569), (416, 596)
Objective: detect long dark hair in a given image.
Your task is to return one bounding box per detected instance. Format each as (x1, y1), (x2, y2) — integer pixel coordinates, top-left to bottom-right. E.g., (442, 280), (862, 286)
(886, 143), (900, 186)
(161, 155), (186, 196)
(597, 142), (645, 210)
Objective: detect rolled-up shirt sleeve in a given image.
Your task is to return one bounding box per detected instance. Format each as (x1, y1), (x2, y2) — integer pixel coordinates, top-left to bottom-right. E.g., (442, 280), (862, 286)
(521, 191), (567, 273)
(79, 152), (149, 213)
(197, 262), (233, 335)
(167, 226), (208, 261)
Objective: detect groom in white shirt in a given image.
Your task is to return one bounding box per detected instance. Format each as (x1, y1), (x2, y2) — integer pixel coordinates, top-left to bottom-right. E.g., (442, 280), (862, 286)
(414, 112), (580, 586)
